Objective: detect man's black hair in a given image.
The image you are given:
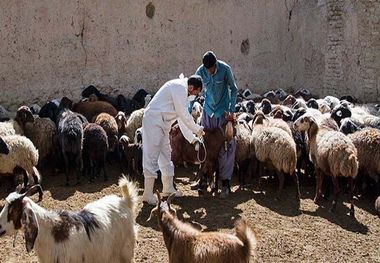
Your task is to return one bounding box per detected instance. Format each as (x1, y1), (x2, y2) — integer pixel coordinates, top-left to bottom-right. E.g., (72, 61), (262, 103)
(202, 51), (217, 69)
(188, 75), (203, 90)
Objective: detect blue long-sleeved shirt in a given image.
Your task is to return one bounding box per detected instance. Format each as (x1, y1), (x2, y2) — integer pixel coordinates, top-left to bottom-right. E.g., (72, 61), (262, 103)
(195, 60), (238, 118)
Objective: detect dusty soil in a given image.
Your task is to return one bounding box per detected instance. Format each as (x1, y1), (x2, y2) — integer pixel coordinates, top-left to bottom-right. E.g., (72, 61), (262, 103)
(0, 164), (379, 263)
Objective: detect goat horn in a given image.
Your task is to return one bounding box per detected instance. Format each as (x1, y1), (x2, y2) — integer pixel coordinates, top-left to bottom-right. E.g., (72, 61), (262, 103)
(155, 190), (161, 201)
(22, 185), (43, 202)
(147, 206), (158, 222)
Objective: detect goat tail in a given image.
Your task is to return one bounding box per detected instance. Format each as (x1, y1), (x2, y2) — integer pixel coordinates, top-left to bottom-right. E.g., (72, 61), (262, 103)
(118, 175), (138, 214)
(234, 218), (257, 257)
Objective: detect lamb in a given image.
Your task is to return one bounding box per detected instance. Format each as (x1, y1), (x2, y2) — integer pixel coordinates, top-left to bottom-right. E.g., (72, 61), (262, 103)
(119, 135), (143, 176)
(94, 113), (118, 152)
(148, 191), (257, 263)
(0, 176), (138, 263)
(82, 123), (108, 182)
(0, 135), (42, 199)
(294, 115), (358, 215)
(250, 112), (299, 200)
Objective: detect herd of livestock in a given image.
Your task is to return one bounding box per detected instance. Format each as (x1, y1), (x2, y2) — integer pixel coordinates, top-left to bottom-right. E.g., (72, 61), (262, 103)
(0, 85), (379, 262)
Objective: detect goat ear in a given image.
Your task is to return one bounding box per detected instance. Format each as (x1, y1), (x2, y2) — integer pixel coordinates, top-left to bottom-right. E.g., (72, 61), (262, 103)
(21, 203), (38, 253)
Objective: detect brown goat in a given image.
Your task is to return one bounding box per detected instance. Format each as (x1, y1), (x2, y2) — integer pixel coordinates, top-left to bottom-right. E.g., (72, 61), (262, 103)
(148, 192), (257, 263)
(169, 123), (228, 195)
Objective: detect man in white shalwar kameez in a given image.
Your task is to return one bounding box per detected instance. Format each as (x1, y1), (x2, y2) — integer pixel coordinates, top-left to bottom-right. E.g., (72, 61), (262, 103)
(142, 75), (205, 205)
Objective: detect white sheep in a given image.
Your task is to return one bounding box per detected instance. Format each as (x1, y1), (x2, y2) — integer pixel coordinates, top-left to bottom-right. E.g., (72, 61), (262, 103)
(148, 192), (257, 263)
(191, 101), (203, 124)
(0, 135), (41, 188)
(0, 106), (35, 137)
(125, 108), (144, 140)
(250, 112), (299, 200)
(0, 176), (138, 263)
(294, 115), (358, 215)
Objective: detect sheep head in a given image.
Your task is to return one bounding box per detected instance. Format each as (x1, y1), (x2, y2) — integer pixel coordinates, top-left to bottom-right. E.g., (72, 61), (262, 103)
(282, 95), (296, 106)
(115, 111), (127, 131)
(15, 106), (35, 126)
(259, 99), (272, 115)
(0, 185), (42, 252)
(147, 191), (177, 224)
(294, 115), (316, 132)
(251, 111), (267, 127)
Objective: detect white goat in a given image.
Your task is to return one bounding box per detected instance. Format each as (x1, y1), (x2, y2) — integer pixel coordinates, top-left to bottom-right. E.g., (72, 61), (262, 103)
(0, 177), (138, 263)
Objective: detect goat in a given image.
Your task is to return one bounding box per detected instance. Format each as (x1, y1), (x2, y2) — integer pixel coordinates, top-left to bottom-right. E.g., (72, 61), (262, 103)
(0, 177), (138, 263)
(148, 191), (257, 263)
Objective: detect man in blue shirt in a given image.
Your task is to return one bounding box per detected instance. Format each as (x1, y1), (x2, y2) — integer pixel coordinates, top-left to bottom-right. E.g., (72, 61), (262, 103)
(195, 51), (238, 198)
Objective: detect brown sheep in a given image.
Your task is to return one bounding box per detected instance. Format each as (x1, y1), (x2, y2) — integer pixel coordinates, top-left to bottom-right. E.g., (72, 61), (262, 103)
(73, 100), (117, 123)
(94, 113), (118, 152)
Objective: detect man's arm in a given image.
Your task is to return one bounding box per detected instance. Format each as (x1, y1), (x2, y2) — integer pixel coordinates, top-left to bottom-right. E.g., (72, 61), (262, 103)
(226, 65), (238, 112)
(171, 85), (202, 134)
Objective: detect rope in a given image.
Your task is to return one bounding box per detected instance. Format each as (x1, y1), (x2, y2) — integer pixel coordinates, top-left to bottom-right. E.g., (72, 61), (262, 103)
(196, 138), (207, 163)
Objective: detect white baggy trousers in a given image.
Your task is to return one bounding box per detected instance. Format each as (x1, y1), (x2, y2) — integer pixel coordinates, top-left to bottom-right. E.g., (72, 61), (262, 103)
(142, 110), (174, 179)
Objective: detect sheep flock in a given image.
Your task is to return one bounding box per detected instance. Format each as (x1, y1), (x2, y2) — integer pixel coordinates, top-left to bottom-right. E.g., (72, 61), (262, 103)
(0, 85), (380, 262)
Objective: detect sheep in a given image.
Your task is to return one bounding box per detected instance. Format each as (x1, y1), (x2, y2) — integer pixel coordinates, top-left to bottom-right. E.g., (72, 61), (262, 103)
(119, 135), (143, 177)
(347, 128), (380, 195)
(134, 127), (143, 145)
(73, 100), (118, 123)
(82, 123), (108, 182)
(16, 107), (58, 169)
(0, 177), (138, 263)
(191, 101), (203, 123)
(234, 120), (253, 187)
(0, 106), (35, 137)
(0, 135), (43, 199)
(282, 95), (307, 110)
(125, 108), (144, 141)
(258, 98), (273, 115)
(294, 115), (358, 215)
(250, 112), (299, 200)
(94, 113), (118, 152)
(148, 191), (257, 263)
(293, 88), (315, 101)
(115, 111), (128, 138)
(56, 102), (84, 186)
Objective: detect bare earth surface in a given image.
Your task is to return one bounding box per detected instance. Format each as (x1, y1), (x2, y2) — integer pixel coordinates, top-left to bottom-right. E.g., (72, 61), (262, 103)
(0, 164), (379, 263)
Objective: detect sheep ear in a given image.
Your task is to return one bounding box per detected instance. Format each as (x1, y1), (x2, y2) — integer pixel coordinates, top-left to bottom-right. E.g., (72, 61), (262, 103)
(21, 203), (38, 253)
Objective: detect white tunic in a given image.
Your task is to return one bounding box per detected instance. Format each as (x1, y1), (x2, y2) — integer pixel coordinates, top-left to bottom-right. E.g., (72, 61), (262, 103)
(142, 78), (201, 178)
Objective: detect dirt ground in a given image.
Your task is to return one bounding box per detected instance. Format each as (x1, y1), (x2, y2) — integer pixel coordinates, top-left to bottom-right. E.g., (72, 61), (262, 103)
(0, 164), (379, 263)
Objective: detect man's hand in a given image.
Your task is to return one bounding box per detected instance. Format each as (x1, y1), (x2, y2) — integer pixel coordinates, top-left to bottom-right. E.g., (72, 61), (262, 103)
(225, 112), (235, 122)
(195, 126), (205, 137)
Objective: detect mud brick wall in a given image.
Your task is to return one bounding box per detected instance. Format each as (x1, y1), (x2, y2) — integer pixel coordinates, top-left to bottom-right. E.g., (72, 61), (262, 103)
(0, 0), (378, 110)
